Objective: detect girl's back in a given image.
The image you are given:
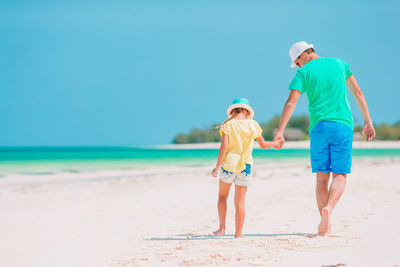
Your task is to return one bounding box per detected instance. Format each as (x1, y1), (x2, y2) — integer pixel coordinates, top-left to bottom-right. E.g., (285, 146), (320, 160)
(220, 118), (262, 173)
(211, 98), (281, 238)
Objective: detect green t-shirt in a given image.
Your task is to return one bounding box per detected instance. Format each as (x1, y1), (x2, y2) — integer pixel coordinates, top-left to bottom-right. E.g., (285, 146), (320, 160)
(289, 57), (354, 132)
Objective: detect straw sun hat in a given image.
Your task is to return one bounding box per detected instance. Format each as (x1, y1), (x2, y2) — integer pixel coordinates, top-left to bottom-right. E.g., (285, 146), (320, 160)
(226, 98), (255, 119)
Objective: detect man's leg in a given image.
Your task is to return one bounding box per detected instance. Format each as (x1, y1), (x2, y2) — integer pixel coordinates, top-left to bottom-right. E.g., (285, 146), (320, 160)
(326, 173), (347, 211)
(316, 172), (330, 215)
(318, 173), (347, 235)
(320, 122), (352, 235)
(310, 121), (334, 235)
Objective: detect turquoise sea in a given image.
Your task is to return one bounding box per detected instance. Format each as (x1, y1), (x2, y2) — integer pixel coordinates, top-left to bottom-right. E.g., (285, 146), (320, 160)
(1, 147), (400, 176)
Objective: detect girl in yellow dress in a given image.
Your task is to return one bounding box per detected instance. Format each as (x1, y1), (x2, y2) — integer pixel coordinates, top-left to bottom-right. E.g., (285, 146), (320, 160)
(212, 98), (283, 238)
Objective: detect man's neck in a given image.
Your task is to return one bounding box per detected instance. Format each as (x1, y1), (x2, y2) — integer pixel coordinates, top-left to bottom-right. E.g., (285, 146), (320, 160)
(305, 53), (320, 65)
(309, 53), (320, 60)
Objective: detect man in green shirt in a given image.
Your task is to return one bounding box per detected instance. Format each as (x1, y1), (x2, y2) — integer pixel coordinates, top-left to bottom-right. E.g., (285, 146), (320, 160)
(274, 41), (375, 235)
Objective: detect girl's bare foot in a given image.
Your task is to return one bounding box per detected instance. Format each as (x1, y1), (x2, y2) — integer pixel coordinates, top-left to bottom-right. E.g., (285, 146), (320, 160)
(318, 207), (331, 236)
(213, 228), (225, 236)
(234, 234), (246, 238)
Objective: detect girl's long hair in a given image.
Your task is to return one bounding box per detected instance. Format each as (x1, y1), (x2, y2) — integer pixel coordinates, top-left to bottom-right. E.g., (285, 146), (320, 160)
(215, 108), (249, 129)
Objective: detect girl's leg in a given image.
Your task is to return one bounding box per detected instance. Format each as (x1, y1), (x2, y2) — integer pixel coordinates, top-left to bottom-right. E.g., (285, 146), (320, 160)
(213, 180), (232, 235)
(234, 185), (248, 238)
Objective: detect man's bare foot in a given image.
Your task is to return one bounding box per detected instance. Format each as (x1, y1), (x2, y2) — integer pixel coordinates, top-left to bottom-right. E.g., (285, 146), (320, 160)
(234, 234), (246, 238)
(318, 207), (331, 236)
(213, 228), (225, 236)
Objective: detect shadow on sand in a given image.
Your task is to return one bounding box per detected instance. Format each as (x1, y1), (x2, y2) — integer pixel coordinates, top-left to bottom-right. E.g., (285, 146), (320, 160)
(147, 233), (319, 241)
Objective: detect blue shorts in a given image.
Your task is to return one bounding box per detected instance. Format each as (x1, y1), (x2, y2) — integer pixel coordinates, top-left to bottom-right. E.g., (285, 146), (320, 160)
(310, 121), (353, 174)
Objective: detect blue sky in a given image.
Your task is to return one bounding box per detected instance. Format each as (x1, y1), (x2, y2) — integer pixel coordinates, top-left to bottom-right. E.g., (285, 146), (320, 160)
(1, 0), (399, 146)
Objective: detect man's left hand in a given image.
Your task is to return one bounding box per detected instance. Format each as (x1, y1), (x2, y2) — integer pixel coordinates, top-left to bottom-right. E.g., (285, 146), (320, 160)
(363, 122), (376, 141)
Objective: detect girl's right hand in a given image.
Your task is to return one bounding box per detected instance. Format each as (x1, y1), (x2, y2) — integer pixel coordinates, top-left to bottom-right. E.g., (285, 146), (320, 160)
(212, 167), (219, 177)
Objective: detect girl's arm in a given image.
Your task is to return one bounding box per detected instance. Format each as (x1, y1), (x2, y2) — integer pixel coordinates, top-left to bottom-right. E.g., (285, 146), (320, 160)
(257, 136), (283, 149)
(212, 134), (229, 177)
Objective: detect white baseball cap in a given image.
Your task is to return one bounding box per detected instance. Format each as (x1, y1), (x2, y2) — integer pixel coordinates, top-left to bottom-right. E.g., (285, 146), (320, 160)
(289, 41), (314, 68)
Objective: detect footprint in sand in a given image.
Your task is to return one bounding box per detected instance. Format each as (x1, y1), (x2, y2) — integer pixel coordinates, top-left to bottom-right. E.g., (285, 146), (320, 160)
(304, 233), (318, 238)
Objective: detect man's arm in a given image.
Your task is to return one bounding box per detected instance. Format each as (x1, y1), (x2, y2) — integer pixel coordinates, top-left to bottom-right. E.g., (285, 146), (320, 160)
(346, 75), (375, 141)
(274, 89), (301, 143)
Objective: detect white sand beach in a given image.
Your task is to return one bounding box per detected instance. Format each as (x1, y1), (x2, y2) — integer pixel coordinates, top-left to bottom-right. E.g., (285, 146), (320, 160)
(1, 158), (400, 266)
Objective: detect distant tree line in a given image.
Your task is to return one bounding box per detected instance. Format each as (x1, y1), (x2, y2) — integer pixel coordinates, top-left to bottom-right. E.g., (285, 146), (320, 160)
(173, 127), (222, 144)
(172, 115), (309, 143)
(354, 122), (400, 140)
(173, 116), (400, 143)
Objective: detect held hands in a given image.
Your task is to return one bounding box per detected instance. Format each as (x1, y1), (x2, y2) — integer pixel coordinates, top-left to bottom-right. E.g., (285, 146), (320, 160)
(211, 167), (219, 177)
(363, 121), (376, 141)
(273, 138), (285, 150)
(273, 133), (285, 150)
